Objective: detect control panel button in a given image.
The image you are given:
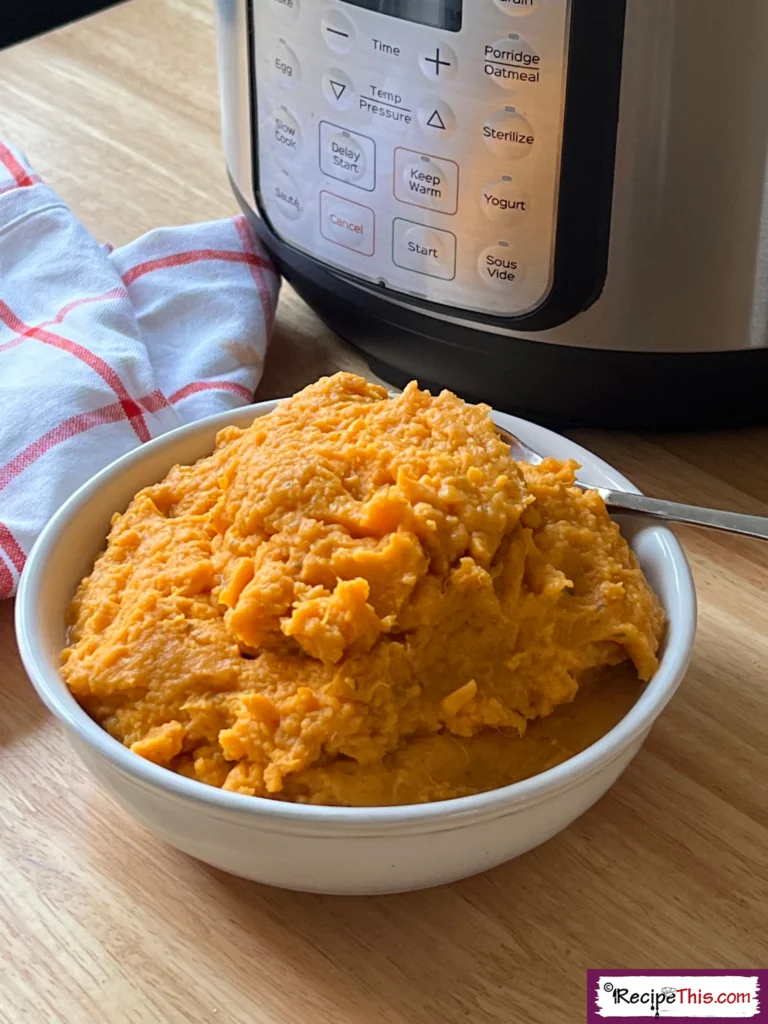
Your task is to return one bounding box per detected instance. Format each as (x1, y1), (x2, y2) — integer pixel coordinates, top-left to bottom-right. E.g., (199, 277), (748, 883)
(493, 0), (537, 13)
(484, 35), (541, 88)
(322, 9), (355, 53)
(322, 68), (356, 110)
(416, 99), (456, 137)
(272, 107), (302, 159)
(483, 107), (535, 158)
(273, 39), (300, 90)
(394, 148), (459, 215)
(269, 169), (304, 220)
(481, 175), (530, 222)
(418, 43), (458, 81)
(319, 121), (375, 190)
(477, 241), (524, 290)
(320, 191), (375, 255)
(392, 218), (456, 280)
(270, 0), (300, 18)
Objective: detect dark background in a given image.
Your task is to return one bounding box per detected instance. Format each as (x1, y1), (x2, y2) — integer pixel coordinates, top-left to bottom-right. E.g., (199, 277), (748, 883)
(1, 1), (122, 49)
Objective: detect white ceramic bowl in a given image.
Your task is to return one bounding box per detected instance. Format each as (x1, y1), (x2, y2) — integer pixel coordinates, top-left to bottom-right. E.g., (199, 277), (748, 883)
(15, 401), (696, 895)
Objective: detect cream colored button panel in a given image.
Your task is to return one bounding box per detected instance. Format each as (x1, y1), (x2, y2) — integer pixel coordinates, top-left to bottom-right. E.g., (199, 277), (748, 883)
(254, 0), (572, 316)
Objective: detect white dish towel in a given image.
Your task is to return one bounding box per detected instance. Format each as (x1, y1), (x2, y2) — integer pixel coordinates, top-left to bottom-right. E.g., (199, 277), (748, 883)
(0, 141), (280, 599)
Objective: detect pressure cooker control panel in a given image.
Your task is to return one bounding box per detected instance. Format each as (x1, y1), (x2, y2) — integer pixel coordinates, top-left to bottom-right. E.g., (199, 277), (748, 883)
(252, 0), (572, 317)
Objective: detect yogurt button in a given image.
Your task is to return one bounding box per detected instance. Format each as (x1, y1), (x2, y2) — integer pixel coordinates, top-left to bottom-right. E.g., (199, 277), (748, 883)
(481, 176), (530, 222)
(478, 242), (525, 290)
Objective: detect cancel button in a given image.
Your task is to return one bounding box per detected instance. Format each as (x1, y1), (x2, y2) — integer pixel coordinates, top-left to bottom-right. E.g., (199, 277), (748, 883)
(320, 191), (375, 255)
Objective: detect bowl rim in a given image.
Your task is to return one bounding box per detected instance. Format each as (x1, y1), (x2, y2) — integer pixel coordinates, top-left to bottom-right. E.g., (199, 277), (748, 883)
(15, 398), (697, 829)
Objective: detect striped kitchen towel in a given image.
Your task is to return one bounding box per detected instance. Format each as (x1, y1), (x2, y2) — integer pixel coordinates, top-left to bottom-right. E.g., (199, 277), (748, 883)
(0, 141), (280, 598)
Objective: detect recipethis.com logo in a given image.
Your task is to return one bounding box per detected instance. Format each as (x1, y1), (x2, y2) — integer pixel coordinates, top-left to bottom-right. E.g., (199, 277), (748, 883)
(587, 971), (766, 1020)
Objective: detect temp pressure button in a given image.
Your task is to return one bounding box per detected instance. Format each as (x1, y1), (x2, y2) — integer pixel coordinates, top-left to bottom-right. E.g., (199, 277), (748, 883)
(483, 107), (535, 158)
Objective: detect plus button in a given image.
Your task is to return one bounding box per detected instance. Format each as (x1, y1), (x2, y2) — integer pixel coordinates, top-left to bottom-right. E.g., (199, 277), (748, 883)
(424, 47), (452, 76)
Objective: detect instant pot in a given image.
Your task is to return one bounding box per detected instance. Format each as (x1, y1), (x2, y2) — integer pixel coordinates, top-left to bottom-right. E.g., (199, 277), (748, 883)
(216, 0), (768, 428)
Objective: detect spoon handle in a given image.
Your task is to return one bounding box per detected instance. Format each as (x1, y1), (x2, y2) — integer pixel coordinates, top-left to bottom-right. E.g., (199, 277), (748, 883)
(589, 487), (768, 541)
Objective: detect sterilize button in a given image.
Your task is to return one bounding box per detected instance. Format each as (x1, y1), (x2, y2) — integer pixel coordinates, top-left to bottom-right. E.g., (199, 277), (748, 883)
(272, 106), (302, 158)
(493, 0), (537, 15)
(483, 107), (535, 157)
(269, 169), (304, 220)
(481, 176), (530, 222)
(484, 35), (541, 88)
(322, 9), (355, 53)
(274, 39), (300, 89)
(477, 241), (525, 290)
(322, 68), (356, 110)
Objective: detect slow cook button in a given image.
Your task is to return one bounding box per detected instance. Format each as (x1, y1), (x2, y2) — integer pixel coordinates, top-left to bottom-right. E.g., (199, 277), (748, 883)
(272, 106), (302, 158)
(270, 170), (303, 220)
(320, 192), (375, 254)
(478, 241), (525, 290)
(273, 38), (301, 89)
(392, 218), (456, 280)
(394, 147), (459, 215)
(319, 121), (375, 190)
(483, 106), (535, 158)
(481, 175), (530, 221)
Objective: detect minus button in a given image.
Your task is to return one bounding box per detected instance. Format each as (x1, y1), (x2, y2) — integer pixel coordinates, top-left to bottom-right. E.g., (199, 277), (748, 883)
(322, 11), (355, 53)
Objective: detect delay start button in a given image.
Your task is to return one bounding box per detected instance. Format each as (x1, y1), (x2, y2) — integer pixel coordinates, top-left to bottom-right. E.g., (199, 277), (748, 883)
(320, 191), (375, 255)
(319, 121), (376, 191)
(478, 241), (525, 290)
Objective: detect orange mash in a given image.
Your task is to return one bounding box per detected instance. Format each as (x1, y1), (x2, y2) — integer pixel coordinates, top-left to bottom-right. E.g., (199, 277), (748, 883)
(61, 373), (664, 805)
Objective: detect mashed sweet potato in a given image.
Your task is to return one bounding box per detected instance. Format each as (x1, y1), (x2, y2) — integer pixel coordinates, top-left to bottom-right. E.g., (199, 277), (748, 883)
(61, 374), (664, 805)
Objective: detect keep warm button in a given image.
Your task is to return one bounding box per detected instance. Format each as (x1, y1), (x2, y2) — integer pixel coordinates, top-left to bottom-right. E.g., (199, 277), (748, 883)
(320, 191), (375, 255)
(392, 218), (456, 280)
(393, 147), (458, 215)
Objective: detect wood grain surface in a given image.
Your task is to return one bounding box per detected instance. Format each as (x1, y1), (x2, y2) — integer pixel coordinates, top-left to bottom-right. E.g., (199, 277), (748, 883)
(1, 3), (766, 1021)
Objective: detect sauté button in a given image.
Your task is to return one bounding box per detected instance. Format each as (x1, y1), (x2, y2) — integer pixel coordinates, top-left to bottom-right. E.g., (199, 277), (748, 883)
(272, 107), (302, 158)
(481, 175), (530, 222)
(483, 107), (535, 158)
(319, 121), (375, 191)
(322, 9), (355, 53)
(269, 169), (304, 220)
(394, 148), (459, 215)
(273, 39), (300, 89)
(477, 241), (525, 290)
(484, 35), (541, 88)
(322, 68), (356, 110)
(320, 191), (375, 254)
(392, 218), (456, 280)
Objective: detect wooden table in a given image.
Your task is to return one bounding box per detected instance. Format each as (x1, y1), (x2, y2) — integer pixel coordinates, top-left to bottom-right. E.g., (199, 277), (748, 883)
(1, 3), (766, 1021)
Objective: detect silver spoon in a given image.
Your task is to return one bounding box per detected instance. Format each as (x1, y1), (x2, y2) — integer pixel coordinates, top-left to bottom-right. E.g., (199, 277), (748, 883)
(494, 423), (768, 542)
